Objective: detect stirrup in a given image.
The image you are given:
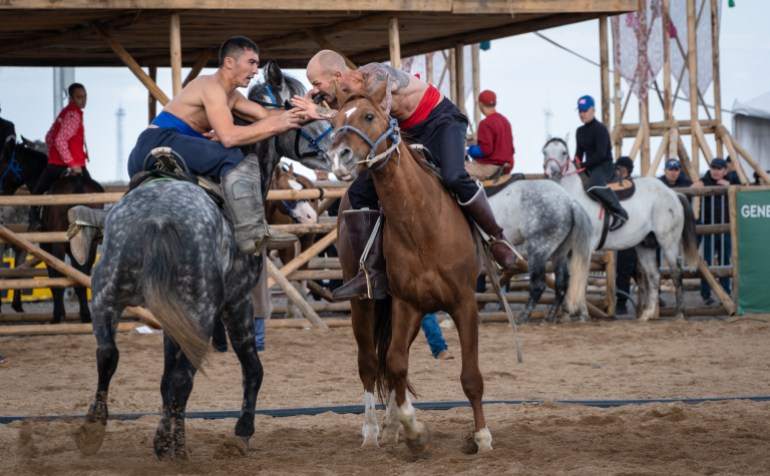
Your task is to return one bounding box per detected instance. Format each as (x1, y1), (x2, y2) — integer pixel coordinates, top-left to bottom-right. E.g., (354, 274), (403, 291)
(488, 236), (524, 271)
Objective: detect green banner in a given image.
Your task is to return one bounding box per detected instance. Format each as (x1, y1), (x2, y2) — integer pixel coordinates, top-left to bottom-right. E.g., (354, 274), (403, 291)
(736, 189), (770, 314)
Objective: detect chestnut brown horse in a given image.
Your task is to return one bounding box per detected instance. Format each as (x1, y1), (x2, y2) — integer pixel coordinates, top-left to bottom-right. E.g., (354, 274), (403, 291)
(327, 85), (492, 453)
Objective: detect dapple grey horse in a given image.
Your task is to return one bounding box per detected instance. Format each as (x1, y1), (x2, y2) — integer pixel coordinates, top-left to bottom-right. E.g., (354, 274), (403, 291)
(542, 137), (699, 321)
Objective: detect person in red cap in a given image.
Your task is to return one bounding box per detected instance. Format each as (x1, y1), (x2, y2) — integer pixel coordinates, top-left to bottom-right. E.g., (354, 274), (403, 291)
(466, 90), (515, 180)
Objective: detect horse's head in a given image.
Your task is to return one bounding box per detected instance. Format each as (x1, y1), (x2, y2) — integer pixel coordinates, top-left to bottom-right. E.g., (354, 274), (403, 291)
(270, 162), (318, 224)
(542, 137), (571, 182)
(247, 62), (333, 172)
(327, 82), (399, 180)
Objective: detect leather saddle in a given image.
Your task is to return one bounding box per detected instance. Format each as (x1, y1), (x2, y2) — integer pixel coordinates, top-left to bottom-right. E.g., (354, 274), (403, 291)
(128, 147), (225, 208)
(579, 172), (636, 201)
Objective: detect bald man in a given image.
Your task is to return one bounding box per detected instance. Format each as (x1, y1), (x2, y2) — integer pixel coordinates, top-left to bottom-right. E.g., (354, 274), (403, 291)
(292, 50), (519, 301)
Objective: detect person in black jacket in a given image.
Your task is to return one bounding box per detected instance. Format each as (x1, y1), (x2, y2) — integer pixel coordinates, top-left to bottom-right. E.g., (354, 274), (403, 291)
(575, 95), (628, 231)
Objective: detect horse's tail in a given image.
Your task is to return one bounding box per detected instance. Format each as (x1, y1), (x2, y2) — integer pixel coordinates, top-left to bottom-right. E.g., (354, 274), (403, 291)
(565, 200), (593, 314)
(677, 193), (700, 269)
(373, 295), (416, 402)
(142, 222), (210, 372)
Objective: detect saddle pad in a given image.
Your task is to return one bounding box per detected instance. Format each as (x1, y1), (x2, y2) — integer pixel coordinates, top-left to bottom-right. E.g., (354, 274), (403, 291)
(483, 173), (526, 199)
(580, 172), (636, 201)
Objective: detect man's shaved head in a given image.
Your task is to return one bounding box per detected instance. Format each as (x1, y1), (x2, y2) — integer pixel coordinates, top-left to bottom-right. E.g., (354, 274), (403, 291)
(308, 50), (349, 76)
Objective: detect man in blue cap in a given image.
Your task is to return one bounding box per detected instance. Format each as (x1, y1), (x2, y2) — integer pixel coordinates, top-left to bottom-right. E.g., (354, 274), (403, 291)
(575, 95), (628, 231)
(659, 158), (692, 188)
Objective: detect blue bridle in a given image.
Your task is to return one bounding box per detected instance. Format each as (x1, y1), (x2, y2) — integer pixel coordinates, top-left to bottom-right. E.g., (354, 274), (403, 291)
(335, 116), (401, 172)
(259, 85), (333, 159)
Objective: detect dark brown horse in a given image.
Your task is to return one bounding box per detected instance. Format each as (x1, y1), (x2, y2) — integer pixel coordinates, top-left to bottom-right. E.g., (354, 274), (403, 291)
(41, 173), (104, 323)
(327, 84), (492, 453)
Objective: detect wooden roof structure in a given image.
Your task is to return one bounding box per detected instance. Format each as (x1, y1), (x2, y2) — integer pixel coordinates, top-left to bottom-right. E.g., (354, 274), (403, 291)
(1, 0), (639, 69)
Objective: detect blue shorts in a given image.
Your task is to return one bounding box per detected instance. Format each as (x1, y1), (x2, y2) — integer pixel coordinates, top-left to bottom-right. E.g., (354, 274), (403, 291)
(127, 127), (244, 178)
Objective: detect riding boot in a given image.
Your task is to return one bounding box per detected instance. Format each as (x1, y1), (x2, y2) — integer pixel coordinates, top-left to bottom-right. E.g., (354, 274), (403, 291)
(67, 206), (107, 265)
(332, 209), (388, 301)
(589, 187), (629, 231)
(28, 206), (42, 232)
(222, 154), (269, 254)
(460, 188), (521, 271)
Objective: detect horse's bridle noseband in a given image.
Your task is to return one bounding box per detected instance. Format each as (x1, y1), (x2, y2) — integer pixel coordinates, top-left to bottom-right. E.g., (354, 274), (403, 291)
(258, 85), (333, 159)
(335, 116), (401, 172)
(542, 138), (584, 178)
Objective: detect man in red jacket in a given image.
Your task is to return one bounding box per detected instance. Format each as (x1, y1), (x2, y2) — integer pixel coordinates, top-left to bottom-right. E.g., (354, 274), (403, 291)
(29, 83), (91, 231)
(466, 90), (514, 180)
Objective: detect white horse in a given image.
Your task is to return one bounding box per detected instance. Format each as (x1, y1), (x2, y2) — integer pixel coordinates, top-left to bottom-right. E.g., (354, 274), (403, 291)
(488, 178), (594, 323)
(542, 138), (699, 321)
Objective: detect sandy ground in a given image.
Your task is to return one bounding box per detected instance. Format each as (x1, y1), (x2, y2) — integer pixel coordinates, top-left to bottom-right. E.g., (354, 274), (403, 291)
(2, 312), (770, 475)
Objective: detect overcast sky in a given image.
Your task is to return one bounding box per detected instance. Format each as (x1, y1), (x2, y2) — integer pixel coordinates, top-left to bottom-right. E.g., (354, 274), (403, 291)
(0, 1), (766, 183)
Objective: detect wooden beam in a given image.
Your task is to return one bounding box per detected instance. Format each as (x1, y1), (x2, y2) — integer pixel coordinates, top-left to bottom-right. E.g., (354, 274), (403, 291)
(0, 225), (162, 328)
(0, 322), (141, 337)
(471, 44), (481, 132)
(454, 43), (465, 113)
(0, 0), (454, 11)
(663, 0), (672, 123)
(170, 12), (183, 97)
(148, 66), (158, 123)
(389, 17), (401, 68)
(183, 49), (215, 87)
(267, 230), (338, 288)
(451, 0), (638, 14)
(686, 0), (699, 172)
(710, 0), (723, 157)
(265, 260), (328, 329)
(599, 16), (610, 127)
(304, 29), (357, 69)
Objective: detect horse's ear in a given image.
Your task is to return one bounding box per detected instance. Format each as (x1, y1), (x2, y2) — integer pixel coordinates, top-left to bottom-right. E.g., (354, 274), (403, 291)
(266, 61), (283, 87)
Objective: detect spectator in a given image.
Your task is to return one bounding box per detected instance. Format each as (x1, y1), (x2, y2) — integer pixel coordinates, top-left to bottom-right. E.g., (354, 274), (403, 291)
(691, 157), (740, 305)
(659, 158), (693, 188)
(725, 156), (740, 184)
(28, 83), (91, 231)
(466, 90), (515, 180)
(614, 156), (636, 315)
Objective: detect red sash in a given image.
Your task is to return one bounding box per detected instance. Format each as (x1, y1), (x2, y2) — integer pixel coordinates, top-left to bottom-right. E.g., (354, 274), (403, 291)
(399, 84), (440, 129)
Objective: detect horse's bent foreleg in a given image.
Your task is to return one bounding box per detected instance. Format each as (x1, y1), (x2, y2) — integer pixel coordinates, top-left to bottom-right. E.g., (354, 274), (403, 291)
(76, 308), (121, 455)
(635, 247), (660, 321)
(154, 335), (197, 460)
(452, 297), (493, 453)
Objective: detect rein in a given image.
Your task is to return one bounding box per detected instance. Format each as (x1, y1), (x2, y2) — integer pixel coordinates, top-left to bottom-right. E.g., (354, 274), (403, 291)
(543, 140), (584, 178)
(257, 84), (333, 160)
(336, 117), (401, 171)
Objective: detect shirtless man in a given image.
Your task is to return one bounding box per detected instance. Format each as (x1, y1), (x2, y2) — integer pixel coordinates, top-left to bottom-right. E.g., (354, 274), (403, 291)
(69, 36), (305, 259)
(291, 50), (518, 301)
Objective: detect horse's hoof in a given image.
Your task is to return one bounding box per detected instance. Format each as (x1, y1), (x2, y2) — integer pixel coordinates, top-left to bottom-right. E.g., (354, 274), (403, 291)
(153, 433), (173, 460)
(380, 423), (399, 446)
(474, 427), (494, 454)
(405, 424), (431, 454)
(74, 420), (106, 456)
(361, 435), (380, 448)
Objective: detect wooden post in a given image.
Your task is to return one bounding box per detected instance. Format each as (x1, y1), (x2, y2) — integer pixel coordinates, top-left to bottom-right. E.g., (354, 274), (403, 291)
(648, 130), (670, 177)
(719, 131), (748, 185)
(599, 16), (611, 128)
(170, 13), (182, 97)
(471, 44), (481, 133)
(148, 66), (157, 123)
(388, 17), (401, 69)
(663, 0), (664, 123)
(455, 44), (465, 114)
(686, 0), (700, 174)
(266, 230), (337, 289)
(710, 0), (723, 157)
(449, 48), (457, 105)
(606, 250), (616, 316)
(640, 97), (651, 176)
(728, 186), (739, 303)
(612, 17), (623, 157)
(426, 52), (434, 84)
